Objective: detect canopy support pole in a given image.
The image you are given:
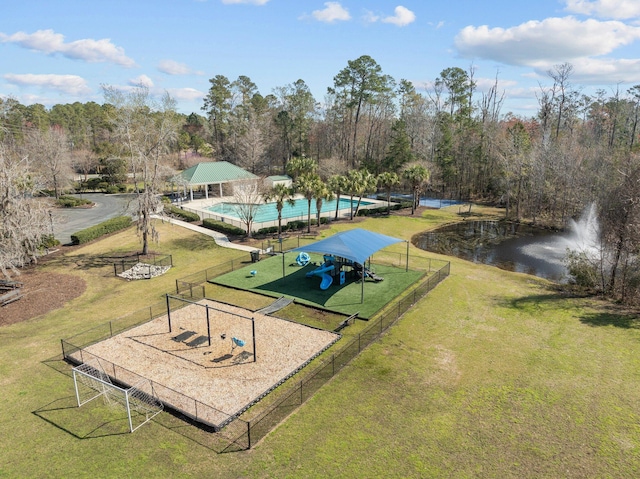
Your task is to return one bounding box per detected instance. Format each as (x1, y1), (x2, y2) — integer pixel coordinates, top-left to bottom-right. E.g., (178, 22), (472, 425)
(361, 259), (365, 304)
(406, 240), (409, 272)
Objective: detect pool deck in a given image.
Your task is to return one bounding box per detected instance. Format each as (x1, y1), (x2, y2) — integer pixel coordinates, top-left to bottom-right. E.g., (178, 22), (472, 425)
(175, 195), (388, 233)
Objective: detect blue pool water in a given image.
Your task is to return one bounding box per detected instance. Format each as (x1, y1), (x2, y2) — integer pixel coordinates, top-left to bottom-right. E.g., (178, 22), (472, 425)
(206, 197), (373, 223)
(384, 194), (464, 209)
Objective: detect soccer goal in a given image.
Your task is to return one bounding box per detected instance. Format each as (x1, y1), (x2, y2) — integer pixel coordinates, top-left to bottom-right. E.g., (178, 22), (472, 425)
(72, 361), (163, 433)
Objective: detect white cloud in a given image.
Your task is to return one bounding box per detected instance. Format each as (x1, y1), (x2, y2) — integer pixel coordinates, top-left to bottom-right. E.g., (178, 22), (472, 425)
(129, 75), (154, 88)
(312, 2), (351, 23)
(564, 0), (640, 20)
(455, 16), (640, 65)
(363, 10), (380, 24)
(0, 29), (135, 67)
(550, 56), (640, 83)
(3, 73), (91, 96)
(381, 6), (416, 27)
(221, 0), (269, 4)
(158, 59), (201, 75)
(166, 87), (205, 102)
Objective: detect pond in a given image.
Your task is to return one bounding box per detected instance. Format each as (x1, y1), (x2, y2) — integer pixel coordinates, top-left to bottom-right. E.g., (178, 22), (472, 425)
(412, 216), (598, 282)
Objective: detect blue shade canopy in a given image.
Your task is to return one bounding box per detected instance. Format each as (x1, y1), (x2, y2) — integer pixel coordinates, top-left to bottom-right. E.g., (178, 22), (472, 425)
(290, 228), (403, 265)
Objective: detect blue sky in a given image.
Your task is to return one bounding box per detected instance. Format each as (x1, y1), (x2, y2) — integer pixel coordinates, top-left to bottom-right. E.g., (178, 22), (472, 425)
(1, 0), (640, 117)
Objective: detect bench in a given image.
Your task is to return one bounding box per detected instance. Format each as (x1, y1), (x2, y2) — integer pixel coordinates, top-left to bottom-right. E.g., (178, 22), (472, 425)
(335, 312), (359, 332)
(0, 288), (23, 306)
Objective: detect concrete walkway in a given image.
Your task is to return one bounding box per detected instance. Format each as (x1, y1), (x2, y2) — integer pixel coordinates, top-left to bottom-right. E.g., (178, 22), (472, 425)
(151, 215), (261, 253)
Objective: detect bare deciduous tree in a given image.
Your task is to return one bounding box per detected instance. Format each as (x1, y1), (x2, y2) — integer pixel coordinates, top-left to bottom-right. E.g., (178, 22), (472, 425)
(232, 179), (264, 238)
(26, 126), (73, 198)
(103, 85), (180, 255)
(0, 138), (51, 278)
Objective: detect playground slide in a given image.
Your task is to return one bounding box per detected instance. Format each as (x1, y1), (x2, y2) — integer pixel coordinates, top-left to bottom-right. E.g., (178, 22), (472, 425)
(305, 264), (335, 278)
(320, 273), (333, 290)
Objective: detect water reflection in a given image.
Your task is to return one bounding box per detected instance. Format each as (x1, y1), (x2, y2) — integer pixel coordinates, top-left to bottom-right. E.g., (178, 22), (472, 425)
(413, 221), (571, 282)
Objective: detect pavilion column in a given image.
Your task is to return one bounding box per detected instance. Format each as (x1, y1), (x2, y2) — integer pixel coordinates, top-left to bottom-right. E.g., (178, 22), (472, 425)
(205, 185), (209, 200)
(219, 183), (223, 197)
(189, 186), (193, 202)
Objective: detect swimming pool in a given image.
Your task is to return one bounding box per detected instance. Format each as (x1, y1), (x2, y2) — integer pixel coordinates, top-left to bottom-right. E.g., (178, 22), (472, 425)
(206, 197), (373, 223)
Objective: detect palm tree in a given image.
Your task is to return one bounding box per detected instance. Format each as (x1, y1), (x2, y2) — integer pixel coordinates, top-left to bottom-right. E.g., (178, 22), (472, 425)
(402, 163), (430, 215)
(377, 171), (400, 214)
(295, 173), (321, 233)
(327, 174), (347, 220)
(285, 156), (317, 180)
(263, 182), (296, 237)
(313, 181), (335, 229)
(345, 170), (363, 220)
(353, 170), (377, 217)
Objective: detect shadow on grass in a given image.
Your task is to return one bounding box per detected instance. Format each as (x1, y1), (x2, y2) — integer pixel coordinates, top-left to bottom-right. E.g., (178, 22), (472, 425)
(32, 396), (131, 439)
(151, 409), (247, 453)
(41, 354), (73, 378)
(500, 290), (640, 330)
(44, 253), (115, 272)
(579, 311), (640, 329)
(167, 234), (218, 252)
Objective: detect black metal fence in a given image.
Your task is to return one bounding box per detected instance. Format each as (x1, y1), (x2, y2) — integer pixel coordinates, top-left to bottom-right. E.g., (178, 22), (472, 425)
(113, 253), (173, 276)
(61, 251), (449, 451)
(238, 261), (449, 448)
(60, 341), (251, 451)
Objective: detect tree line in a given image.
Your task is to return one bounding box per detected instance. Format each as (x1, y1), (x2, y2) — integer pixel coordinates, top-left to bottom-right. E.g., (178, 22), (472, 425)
(1, 56), (639, 304)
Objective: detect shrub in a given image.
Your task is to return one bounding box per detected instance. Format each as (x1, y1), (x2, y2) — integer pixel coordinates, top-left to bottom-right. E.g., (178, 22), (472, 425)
(257, 226), (279, 236)
(164, 204), (201, 222)
(565, 250), (599, 289)
(285, 220), (307, 231)
(56, 195), (93, 208)
(202, 218), (246, 236)
(70, 216), (133, 245)
(40, 235), (60, 249)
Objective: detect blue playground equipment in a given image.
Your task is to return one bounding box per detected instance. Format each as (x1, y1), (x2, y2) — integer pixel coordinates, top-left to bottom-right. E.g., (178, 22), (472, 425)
(231, 336), (245, 351)
(305, 255), (336, 290)
(296, 252), (311, 266)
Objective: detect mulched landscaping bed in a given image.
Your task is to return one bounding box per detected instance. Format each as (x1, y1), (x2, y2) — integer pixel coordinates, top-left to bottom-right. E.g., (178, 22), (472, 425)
(0, 268), (86, 327)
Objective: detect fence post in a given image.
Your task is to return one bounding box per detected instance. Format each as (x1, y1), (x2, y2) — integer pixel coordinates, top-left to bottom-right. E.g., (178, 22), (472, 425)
(332, 354), (335, 376)
(300, 381), (303, 404)
(109, 321), (113, 337)
(358, 333), (361, 352)
(113, 264), (117, 276)
(247, 420), (251, 449)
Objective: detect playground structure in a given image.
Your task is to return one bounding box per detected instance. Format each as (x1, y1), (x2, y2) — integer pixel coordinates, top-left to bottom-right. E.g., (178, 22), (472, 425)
(302, 253), (384, 290)
(62, 298), (339, 430)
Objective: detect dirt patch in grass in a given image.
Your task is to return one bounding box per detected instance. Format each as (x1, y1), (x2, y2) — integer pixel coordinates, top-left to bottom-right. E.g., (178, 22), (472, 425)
(1, 268), (86, 327)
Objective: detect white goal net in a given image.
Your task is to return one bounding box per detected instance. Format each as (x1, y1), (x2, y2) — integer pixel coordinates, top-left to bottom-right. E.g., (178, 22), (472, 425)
(72, 361), (163, 433)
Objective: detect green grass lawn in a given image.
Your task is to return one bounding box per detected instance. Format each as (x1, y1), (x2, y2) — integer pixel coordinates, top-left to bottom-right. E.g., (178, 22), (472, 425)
(211, 252), (424, 319)
(2, 209), (640, 478)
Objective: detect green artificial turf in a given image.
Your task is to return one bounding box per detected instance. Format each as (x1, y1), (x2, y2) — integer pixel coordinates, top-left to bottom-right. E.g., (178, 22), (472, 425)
(210, 252), (424, 319)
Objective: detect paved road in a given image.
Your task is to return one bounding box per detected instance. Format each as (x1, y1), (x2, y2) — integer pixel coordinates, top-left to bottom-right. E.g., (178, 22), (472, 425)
(51, 193), (136, 245)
